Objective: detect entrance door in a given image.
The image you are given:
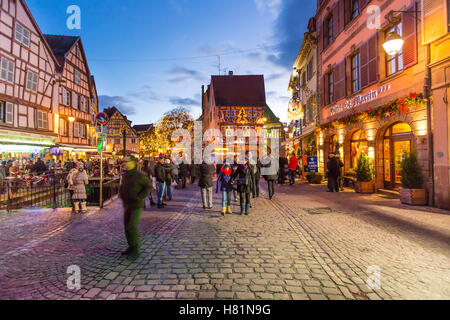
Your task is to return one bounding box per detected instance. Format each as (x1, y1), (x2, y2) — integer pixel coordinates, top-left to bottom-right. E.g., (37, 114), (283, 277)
(383, 123), (413, 190)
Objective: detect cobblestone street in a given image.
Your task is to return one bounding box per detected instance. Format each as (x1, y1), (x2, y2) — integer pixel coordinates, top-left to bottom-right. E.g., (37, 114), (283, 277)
(0, 182), (449, 300)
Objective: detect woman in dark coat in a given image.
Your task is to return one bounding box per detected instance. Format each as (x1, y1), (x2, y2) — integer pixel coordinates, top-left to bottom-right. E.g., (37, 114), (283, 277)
(217, 164), (234, 216)
(231, 158), (254, 215)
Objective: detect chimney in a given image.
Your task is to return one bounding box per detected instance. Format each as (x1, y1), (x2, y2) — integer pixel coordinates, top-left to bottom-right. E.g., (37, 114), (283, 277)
(228, 71), (233, 76)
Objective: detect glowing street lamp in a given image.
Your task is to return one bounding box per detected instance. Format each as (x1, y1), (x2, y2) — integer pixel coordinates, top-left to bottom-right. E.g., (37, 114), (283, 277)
(383, 30), (404, 56)
(68, 116), (75, 123)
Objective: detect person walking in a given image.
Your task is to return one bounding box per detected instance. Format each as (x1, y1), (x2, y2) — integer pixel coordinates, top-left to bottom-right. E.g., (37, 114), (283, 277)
(154, 156), (166, 208)
(141, 159), (155, 208)
(288, 152), (299, 186)
(232, 157), (254, 215)
(217, 164), (234, 216)
(326, 153), (339, 192)
(85, 158), (93, 175)
(164, 158), (174, 201)
(261, 151), (278, 200)
(70, 162), (89, 213)
(119, 156), (152, 259)
(190, 163), (199, 184)
(179, 161), (189, 189)
(335, 154), (344, 191)
(199, 160), (215, 209)
(231, 159), (239, 202)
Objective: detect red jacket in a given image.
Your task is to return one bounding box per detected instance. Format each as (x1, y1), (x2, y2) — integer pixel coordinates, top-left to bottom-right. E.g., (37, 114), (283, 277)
(288, 156), (298, 170)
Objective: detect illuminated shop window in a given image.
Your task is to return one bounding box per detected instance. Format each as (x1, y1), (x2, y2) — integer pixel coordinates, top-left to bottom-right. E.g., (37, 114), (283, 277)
(351, 130), (368, 168)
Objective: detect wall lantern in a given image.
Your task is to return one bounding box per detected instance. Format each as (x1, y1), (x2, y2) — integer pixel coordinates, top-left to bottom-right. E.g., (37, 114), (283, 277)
(383, 30), (404, 56)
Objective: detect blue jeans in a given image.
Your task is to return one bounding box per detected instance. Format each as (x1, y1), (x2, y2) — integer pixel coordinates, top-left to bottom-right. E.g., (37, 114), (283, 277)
(166, 185), (172, 199)
(157, 182), (166, 205)
(222, 190), (231, 207)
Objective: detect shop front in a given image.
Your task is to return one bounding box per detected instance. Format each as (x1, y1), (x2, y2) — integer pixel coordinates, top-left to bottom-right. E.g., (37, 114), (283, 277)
(0, 129), (57, 166)
(318, 92), (428, 192)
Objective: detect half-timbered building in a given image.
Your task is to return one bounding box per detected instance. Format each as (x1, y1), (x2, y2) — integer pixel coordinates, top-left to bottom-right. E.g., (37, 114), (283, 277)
(0, 0), (59, 164)
(45, 34), (97, 160)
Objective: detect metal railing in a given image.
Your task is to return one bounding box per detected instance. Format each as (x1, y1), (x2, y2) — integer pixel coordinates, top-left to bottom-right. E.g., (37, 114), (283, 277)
(0, 171), (120, 211)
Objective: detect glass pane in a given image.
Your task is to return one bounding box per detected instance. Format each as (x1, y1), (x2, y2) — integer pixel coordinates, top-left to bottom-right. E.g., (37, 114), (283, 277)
(394, 140), (410, 184)
(384, 139), (391, 182)
(351, 141), (368, 169)
(392, 122), (412, 134)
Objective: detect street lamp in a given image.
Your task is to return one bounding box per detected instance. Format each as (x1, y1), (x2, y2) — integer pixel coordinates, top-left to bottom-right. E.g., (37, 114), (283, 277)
(68, 116), (75, 122)
(383, 30), (404, 56)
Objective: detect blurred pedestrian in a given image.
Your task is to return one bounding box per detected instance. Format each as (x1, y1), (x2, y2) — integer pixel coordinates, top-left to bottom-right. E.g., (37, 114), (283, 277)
(142, 159), (155, 208)
(288, 152), (298, 185)
(119, 156), (152, 259)
(154, 156), (166, 208)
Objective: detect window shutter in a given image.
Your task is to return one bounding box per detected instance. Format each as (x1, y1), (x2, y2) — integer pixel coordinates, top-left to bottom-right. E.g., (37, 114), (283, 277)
(334, 60), (346, 101)
(322, 75), (328, 107)
(318, 24), (324, 53)
(403, 3), (418, 68)
(344, 0), (352, 25)
(360, 41), (369, 88)
(367, 34), (378, 85)
(5, 102), (13, 124)
(339, 0), (345, 32)
(333, 3), (340, 40)
(422, 0), (447, 44)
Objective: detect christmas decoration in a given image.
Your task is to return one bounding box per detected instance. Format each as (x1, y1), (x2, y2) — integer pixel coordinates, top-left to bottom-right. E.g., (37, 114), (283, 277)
(315, 93), (424, 135)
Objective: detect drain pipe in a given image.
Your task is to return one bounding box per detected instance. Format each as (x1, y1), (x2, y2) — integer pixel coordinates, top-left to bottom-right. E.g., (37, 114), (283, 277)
(424, 43), (435, 206)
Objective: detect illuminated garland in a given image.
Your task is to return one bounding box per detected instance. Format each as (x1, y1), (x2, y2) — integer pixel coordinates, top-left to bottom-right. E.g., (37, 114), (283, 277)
(315, 93), (425, 135)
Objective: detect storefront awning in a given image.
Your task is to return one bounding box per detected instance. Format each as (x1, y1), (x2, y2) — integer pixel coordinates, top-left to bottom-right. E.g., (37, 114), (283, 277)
(57, 144), (98, 152)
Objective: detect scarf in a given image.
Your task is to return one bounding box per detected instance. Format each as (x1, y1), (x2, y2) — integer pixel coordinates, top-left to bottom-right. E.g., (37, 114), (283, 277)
(221, 167), (231, 176)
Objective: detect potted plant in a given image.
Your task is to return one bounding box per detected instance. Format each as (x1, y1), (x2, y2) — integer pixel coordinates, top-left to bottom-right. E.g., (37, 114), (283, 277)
(355, 154), (375, 193)
(399, 151), (427, 205)
(306, 172), (323, 184)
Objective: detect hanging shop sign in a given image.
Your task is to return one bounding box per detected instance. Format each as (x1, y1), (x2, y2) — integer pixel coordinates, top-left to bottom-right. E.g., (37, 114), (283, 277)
(288, 97), (304, 120)
(330, 84), (391, 116)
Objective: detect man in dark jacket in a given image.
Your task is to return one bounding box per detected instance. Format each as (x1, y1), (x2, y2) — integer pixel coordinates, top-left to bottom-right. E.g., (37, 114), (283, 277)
(163, 159), (174, 201)
(154, 157), (166, 208)
(142, 159), (155, 207)
(179, 162), (189, 189)
(190, 164), (199, 184)
(119, 156), (152, 259)
(326, 153), (339, 192)
(261, 152), (278, 200)
(33, 159), (47, 175)
(199, 161), (215, 209)
(232, 157), (254, 215)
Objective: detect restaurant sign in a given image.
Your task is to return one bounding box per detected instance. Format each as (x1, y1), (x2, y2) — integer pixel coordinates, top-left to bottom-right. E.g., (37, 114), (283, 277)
(330, 84), (391, 116)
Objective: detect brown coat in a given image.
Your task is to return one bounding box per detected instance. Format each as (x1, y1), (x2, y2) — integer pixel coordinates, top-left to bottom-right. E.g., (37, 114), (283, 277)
(71, 170), (88, 200)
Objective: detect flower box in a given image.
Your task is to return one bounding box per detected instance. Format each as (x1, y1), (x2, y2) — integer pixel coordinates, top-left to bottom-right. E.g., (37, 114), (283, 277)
(399, 188), (427, 206)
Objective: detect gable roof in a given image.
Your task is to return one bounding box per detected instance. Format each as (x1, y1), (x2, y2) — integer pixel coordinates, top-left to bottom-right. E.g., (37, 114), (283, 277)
(211, 75), (266, 107)
(264, 105), (281, 125)
(18, 0), (59, 67)
(133, 124), (153, 133)
(43, 35), (79, 70)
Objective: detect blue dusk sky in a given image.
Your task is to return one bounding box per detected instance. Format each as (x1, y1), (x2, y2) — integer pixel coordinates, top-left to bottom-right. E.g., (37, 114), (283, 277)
(27, 0), (316, 125)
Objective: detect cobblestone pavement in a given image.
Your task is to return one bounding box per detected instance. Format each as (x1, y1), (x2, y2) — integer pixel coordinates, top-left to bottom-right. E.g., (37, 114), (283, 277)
(0, 181), (448, 300)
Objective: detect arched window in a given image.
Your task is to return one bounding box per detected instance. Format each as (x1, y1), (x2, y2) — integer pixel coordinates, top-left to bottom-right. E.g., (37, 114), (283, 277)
(351, 130), (368, 168)
(328, 135), (338, 155)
